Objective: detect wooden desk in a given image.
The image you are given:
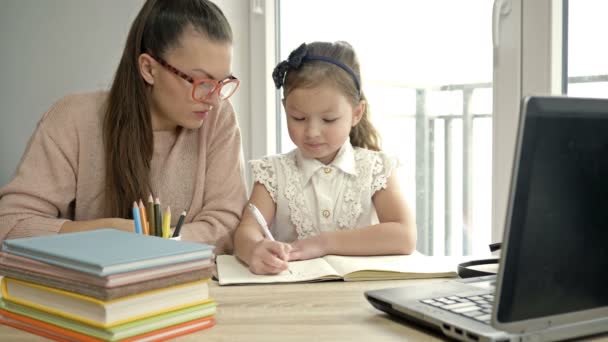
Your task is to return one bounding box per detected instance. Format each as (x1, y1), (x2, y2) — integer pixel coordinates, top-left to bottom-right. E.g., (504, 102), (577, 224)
(0, 278), (447, 341)
(1, 278), (607, 341)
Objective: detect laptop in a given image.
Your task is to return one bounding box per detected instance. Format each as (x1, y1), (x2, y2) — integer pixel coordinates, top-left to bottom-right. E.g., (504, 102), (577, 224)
(365, 96), (608, 342)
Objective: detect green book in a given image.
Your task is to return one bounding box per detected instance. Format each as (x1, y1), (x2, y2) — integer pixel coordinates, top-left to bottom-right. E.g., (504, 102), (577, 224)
(0, 299), (215, 341)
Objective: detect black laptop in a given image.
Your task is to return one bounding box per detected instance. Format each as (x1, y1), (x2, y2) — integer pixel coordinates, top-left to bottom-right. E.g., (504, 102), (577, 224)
(365, 96), (608, 342)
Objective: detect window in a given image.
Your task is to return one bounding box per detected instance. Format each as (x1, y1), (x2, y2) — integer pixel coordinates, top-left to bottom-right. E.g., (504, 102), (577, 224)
(277, 0), (494, 256)
(566, 0), (608, 97)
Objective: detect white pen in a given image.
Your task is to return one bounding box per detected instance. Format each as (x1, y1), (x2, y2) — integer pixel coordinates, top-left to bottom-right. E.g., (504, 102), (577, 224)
(247, 203), (275, 241)
(247, 203), (291, 274)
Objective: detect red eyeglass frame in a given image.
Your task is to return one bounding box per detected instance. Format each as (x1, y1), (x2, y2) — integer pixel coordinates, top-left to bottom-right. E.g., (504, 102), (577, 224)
(150, 55), (240, 102)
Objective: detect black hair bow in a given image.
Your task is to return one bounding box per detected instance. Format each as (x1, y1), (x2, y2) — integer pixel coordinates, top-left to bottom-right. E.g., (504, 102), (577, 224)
(272, 43), (308, 89)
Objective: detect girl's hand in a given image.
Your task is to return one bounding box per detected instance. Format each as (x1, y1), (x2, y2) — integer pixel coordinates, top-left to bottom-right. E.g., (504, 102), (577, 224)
(289, 236), (326, 261)
(248, 239), (292, 275)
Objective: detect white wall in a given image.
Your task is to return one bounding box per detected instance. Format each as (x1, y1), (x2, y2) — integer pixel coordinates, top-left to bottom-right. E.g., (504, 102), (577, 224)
(0, 0), (253, 186)
(215, 0), (252, 185)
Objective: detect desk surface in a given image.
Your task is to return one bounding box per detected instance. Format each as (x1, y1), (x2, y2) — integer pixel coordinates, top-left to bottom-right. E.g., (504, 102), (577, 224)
(0, 278), (447, 341)
(1, 278), (606, 342)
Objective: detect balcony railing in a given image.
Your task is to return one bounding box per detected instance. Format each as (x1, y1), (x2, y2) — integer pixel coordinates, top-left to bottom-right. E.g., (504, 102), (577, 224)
(415, 74), (608, 256)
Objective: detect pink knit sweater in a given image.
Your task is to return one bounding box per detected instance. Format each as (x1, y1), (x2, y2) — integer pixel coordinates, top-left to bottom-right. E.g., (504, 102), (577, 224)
(0, 92), (247, 253)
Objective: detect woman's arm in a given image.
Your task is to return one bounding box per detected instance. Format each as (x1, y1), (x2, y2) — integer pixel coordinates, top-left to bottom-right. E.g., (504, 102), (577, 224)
(60, 219), (134, 233)
(289, 173), (417, 260)
(0, 98), (135, 242)
(175, 102), (248, 254)
(0, 105), (78, 241)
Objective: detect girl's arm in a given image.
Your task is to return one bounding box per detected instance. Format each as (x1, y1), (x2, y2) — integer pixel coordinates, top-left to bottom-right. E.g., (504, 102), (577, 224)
(234, 183), (291, 274)
(290, 173), (416, 260)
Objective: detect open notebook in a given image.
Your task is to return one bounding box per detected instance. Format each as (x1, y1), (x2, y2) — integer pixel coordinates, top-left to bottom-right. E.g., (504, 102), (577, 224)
(216, 253), (465, 285)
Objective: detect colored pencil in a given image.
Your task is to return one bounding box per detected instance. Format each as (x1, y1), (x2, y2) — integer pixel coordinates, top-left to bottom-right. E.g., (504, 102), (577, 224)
(132, 202), (143, 234)
(162, 206), (171, 238)
(172, 211), (187, 238)
(138, 199), (149, 235)
(154, 197), (162, 237)
(147, 195), (155, 237)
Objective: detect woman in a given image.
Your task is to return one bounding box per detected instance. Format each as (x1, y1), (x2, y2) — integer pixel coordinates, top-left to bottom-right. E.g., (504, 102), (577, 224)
(0, 0), (247, 253)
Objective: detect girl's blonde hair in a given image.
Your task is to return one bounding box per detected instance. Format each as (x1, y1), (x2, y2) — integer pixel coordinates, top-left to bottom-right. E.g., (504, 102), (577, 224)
(276, 41), (381, 151)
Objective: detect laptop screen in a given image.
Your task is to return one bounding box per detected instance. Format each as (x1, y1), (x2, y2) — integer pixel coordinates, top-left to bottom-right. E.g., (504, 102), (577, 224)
(497, 97), (608, 323)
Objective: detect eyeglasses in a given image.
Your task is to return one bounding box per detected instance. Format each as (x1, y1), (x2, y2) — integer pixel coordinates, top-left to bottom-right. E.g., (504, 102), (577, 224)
(150, 55), (240, 102)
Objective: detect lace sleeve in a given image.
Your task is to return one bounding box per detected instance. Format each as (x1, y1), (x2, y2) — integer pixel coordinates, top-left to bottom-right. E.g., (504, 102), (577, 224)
(249, 158), (278, 202)
(371, 152), (401, 194)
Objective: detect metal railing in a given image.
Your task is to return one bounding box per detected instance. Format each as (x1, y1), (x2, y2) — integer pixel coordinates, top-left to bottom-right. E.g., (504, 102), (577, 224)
(415, 74), (608, 256)
(415, 82), (491, 256)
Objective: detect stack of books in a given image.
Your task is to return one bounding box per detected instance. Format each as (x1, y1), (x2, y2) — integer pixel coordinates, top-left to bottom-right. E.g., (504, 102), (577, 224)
(0, 229), (216, 341)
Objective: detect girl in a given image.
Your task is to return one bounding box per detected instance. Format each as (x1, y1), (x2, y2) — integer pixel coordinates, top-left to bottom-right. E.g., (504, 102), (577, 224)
(0, 0), (247, 254)
(234, 41), (416, 274)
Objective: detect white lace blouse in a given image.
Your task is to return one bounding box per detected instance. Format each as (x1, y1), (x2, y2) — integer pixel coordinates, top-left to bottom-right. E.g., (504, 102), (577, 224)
(250, 141), (399, 242)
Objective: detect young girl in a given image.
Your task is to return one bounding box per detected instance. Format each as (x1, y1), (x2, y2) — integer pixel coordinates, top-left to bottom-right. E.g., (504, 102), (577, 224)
(0, 0), (247, 254)
(234, 41), (416, 274)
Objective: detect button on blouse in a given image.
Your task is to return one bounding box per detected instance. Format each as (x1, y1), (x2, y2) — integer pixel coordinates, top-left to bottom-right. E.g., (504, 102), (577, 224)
(250, 141), (399, 241)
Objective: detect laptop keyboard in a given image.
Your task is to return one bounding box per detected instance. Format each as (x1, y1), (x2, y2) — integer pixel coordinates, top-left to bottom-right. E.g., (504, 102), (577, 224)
(420, 294), (494, 325)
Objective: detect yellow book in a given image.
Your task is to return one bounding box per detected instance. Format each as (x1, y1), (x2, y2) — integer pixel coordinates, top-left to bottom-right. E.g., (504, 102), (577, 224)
(216, 253), (472, 285)
(1, 277), (211, 328)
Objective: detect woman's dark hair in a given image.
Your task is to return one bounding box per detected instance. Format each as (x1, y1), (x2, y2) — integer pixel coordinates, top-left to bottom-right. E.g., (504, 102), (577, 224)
(102, 0), (232, 218)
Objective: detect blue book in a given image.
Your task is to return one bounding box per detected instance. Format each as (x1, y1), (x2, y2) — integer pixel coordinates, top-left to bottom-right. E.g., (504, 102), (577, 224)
(1, 229), (213, 276)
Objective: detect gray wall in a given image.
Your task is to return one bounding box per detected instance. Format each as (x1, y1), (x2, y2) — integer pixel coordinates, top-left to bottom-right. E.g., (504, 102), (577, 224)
(0, 0), (251, 187)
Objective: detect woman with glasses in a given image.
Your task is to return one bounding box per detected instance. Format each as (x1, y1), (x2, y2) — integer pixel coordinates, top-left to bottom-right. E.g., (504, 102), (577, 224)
(0, 0), (247, 254)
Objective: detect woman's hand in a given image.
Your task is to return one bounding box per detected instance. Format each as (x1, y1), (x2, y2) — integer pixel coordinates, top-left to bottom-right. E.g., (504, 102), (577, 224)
(247, 239), (291, 275)
(289, 235), (327, 261)
(60, 218), (135, 234)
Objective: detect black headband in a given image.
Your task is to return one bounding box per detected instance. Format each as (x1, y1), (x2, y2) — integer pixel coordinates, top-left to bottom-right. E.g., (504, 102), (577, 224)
(272, 43), (361, 96)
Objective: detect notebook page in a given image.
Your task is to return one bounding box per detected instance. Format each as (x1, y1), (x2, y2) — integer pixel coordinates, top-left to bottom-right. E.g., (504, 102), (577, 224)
(216, 255), (340, 285)
(323, 254), (462, 279)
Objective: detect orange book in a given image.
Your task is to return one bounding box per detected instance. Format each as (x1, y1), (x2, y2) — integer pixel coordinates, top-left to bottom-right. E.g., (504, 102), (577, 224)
(0, 320), (74, 342)
(0, 309), (215, 341)
(121, 316), (215, 341)
(1, 309), (101, 341)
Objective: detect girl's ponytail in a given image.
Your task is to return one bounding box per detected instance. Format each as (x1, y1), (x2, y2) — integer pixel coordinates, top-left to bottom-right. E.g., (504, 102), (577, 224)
(350, 93), (381, 151)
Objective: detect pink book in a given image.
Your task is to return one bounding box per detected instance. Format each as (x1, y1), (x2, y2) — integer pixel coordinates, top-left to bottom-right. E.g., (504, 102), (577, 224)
(0, 252), (213, 301)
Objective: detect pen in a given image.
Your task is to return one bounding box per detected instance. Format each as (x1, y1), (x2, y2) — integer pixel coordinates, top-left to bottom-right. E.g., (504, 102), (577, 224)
(248, 203), (292, 274)
(247, 203), (274, 241)
(172, 211), (186, 238)
(132, 202), (143, 234)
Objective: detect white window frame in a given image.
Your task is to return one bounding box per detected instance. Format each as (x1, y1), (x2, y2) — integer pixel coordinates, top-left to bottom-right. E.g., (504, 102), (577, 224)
(247, 0), (564, 249)
(492, 0), (563, 243)
(247, 0), (278, 162)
